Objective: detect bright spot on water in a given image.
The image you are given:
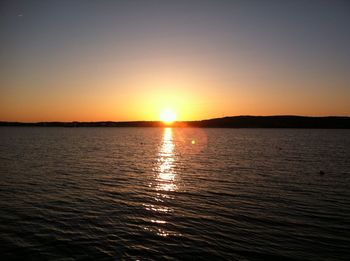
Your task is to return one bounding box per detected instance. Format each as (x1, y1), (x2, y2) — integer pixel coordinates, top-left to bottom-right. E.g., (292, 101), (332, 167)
(156, 128), (177, 192)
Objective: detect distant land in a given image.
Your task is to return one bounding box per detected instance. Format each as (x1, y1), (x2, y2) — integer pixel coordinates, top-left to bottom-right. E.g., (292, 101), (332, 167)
(1, 116), (350, 128)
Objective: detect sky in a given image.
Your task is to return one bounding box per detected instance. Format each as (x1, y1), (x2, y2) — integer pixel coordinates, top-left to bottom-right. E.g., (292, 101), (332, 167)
(1, 0), (350, 122)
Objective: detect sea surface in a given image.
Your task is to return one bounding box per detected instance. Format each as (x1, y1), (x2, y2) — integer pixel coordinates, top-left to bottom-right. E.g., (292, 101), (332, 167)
(0, 127), (349, 260)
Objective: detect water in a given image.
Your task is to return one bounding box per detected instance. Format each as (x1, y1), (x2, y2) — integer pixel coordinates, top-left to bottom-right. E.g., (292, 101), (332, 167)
(0, 127), (350, 260)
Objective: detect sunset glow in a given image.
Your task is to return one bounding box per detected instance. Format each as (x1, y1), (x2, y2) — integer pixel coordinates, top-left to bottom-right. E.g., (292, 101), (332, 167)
(0, 1), (349, 122)
(160, 109), (177, 125)
(1, 1), (350, 260)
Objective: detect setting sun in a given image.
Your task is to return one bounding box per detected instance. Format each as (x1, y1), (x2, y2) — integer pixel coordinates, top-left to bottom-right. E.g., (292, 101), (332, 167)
(160, 109), (177, 124)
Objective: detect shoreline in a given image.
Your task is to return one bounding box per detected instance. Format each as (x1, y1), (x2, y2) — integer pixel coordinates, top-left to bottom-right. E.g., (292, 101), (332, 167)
(1, 116), (350, 128)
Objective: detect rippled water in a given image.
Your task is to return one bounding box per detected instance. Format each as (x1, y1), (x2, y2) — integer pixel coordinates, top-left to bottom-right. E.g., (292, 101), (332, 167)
(0, 127), (350, 260)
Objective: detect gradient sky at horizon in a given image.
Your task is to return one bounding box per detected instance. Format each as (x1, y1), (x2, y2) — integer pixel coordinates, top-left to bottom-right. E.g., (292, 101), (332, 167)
(1, 0), (350, 122)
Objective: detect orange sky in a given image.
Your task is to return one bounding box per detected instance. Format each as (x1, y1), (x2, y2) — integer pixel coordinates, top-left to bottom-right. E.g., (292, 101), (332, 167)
(1, 1), (349, 122)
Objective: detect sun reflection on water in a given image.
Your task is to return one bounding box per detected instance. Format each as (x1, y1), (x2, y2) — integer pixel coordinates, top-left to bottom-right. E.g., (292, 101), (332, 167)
(156, 128), (177, 192)
(143, 128), (179, 237)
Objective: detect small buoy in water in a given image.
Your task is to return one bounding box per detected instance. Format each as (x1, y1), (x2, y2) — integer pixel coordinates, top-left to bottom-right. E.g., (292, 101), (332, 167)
(319, 170), (325, 175)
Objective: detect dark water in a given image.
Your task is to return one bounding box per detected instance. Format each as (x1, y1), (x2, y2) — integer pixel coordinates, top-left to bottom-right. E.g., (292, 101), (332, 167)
(0, 127), (350, 260)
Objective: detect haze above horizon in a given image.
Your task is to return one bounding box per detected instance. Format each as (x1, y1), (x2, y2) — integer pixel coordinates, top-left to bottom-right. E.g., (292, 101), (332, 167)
(1, 0), (350, 122)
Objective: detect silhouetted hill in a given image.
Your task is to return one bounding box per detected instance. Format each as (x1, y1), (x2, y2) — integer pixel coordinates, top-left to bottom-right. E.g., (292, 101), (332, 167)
(0, 116), (349, 128)
(191, 116), (350, 128)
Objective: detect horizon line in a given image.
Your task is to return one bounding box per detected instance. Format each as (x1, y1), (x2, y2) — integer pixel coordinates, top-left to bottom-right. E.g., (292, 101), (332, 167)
(1, 115), (350, 124)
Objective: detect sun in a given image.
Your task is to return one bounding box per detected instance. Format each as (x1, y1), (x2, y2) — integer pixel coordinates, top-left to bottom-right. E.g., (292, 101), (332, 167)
(160, 109), (177, 124)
